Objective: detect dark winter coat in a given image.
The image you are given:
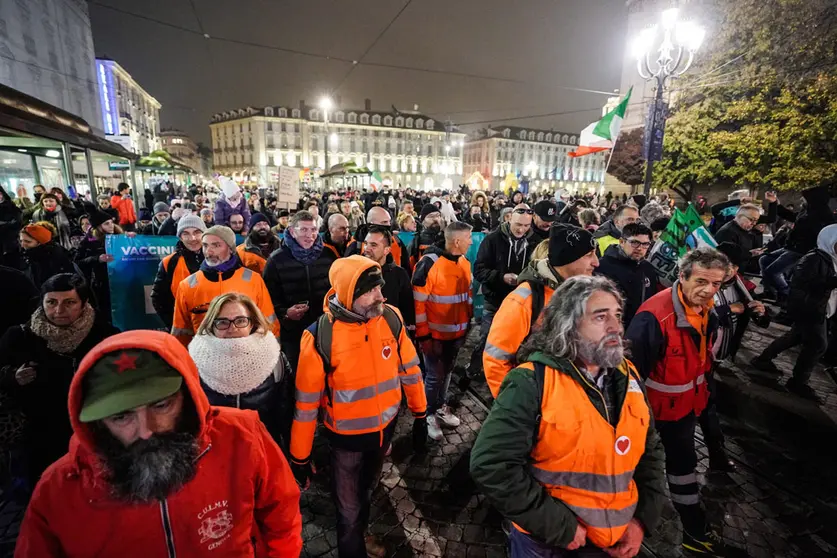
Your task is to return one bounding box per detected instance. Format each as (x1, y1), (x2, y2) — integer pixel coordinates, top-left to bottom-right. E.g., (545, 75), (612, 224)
(150, 241), (204, 328)
(20, 243), (78, 289)
(262, 245), (335, 344)
(595, 244), (660, 327)
(0, 314), (118, 479)
(74, 232), (111, 321)
(777, 187), (835, 255)
(138, 216), (169, 236)
(714, 220), (756, 259)
(30, 207), (73, 252)
(0, 187), (22, 260)
(0, 266), (38, 338)
(380, 255), (415, 328)
(474, 223), (538, 308)
(786, 248), (837, 324)
(152, 181), (171, 204)
(466, 212), (491, 233)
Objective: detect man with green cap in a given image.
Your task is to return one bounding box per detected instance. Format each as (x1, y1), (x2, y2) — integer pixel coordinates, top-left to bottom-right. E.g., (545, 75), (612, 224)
(16, 330), (302, 557)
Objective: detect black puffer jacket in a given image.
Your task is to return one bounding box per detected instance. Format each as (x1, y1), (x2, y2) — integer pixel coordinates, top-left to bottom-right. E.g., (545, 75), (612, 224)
(474, 223), (538, 308)
(595, 244), (659, 327)
(0, 186), (21, 262)
(786, 248), (837, 324)
(262, 246), (335, 343)
(74, 232), (111, 322)
(778, 187), (835, 255)
(20, 243), (78, 289)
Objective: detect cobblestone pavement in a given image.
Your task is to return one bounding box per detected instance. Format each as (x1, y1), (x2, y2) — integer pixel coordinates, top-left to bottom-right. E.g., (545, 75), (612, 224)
(3, 321), (837, 557)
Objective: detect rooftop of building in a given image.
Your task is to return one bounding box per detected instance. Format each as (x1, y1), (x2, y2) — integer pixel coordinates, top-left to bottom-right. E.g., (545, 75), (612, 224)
(467, 125), (579, 146)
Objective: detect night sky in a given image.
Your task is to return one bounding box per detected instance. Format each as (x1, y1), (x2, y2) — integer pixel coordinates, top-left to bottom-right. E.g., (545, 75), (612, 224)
(89, 0), (628, 145)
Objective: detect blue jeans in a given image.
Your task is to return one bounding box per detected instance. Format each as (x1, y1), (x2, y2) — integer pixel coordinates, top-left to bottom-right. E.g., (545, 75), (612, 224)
(759, 248), (801, 297)
(508, 528), (609, 557)
(423, 337), (466, 414)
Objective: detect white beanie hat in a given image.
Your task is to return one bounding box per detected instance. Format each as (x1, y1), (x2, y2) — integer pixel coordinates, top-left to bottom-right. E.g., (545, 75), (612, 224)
(219, 177), (239, 199)
(177, 214), (207, 236)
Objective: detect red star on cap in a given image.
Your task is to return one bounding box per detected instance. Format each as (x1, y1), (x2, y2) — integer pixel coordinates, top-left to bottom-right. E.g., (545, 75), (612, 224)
(112, 352), (138, 373)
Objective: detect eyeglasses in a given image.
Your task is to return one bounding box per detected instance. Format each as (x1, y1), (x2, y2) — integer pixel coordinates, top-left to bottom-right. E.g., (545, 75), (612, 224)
(627, 239), (652, 249)
(212, 316), (252, 330)
(513, 208), (534, 215)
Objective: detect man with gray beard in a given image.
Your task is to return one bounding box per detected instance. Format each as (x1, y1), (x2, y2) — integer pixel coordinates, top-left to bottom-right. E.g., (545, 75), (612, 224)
(16, 330), (302, 557)
(471, 276), (666, 558)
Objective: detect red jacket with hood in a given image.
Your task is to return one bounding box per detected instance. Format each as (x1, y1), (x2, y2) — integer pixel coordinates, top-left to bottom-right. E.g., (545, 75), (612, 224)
(15, 331), (302, 558)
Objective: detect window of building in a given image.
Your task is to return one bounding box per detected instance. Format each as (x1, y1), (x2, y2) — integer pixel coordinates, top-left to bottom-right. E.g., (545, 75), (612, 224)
(335, 112), (344, 123)
(279, 108), (287, 117)
(265, 107), (274, 116)
(372, 115), (381, 125)
(310, 109), (319, 120)
(503, 129), (510, 138)
(294, 124), (300, 133)
(383, 116), (392, 126)
(267, 136), (274, 148)
(267, 122), (273, 132)
(292, 109), (300, 118)
(348, 112), (357, 124)
(416, 119), (423, 129)
(570, 136), (577, 144)
(360, 114), (369, 124)
(426, 119), (435, 129)
(395, 116), (404, 127)
(406, 117), (413, 128)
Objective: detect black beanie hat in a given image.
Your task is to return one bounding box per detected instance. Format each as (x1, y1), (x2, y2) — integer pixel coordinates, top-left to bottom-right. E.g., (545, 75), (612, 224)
(353, 267), (385, 301)
(90, 208), (114, 229)
(250, 212), (269, 229)
(420, 203), (441, 221)
(548, 224), (596, 267)
(277, 209), (290, 218)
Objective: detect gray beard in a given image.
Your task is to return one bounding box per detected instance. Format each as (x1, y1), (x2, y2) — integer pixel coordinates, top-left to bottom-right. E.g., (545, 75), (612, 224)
(94, 428), (199, 503)
(575, 334), (625, 370)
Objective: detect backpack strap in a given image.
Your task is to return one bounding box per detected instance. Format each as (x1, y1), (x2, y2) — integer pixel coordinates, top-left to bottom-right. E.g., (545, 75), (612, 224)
(531, 362), (547, 449)
(529, 282), (546, 331)
(313, 314), (334, 371)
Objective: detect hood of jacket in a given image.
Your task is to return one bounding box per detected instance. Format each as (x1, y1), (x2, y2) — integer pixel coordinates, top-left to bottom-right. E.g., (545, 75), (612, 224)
(67, 331), (211, 468)
(323, 254), (381, 312)
(517, 258), (564, 290)
(817, 223), (837, 262)
(593, 219), (621, 240)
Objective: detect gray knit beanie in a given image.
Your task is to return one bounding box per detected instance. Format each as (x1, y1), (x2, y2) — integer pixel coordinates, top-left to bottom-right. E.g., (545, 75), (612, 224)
(202, 225), (236, 249)
(153, 202), (170, 216)
(177, 214), (207, 236)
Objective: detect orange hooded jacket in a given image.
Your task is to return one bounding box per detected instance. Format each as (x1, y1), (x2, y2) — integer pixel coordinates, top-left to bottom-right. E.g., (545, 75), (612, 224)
(290, 256), (426, 463)
(411, 247), (473, 341)
(15, 331), (302, 558)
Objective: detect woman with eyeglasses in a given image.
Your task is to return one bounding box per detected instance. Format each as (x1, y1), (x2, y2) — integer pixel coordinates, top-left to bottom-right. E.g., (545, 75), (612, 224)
(188, 292), (291, 448)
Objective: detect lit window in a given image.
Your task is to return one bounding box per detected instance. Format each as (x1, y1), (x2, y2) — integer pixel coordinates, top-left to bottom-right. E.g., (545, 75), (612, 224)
(360, 114), (369, 124)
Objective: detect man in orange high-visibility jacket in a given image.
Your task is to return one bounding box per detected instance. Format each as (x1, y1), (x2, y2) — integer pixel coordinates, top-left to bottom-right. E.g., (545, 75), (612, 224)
(290, 256), (426, 558)
(151, 214), (206, 328)
(471, 276), (666, 558)
(413, 221), (473, 442)
(172, 225), (278, 345)
(483, 224), (599, 398)
(236, 213), (282, 274)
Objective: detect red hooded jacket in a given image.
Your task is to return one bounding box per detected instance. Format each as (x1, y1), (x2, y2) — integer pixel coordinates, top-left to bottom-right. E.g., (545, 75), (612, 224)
(15, 331), (302, 558)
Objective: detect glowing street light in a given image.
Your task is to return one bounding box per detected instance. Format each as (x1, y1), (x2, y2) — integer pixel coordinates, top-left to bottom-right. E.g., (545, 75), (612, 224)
(320, 97), (333, 176)
(633, 7), (705, 196)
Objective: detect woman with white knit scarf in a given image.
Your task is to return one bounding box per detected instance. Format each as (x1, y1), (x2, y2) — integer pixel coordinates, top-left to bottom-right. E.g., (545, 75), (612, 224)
(189, 292), (291, 449)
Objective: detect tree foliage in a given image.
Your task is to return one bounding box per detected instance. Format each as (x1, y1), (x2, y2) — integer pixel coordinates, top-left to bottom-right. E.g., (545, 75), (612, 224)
(608, 128), (645, 187)
(655, 0), (837, 198)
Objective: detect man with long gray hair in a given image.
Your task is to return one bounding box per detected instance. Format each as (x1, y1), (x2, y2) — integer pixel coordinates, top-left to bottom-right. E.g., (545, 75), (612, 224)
(471, 276), (666, 557)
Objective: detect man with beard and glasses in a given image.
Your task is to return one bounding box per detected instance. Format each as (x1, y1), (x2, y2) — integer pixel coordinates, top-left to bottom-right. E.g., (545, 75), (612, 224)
(291, 256), (426, 558)
(172, 225), (278, 346)
(347, 206), (411, 272)
(236, 213), (281, 274)
(626, 248), (746, 557)
(471, 276), (666, 558)
(15, 330), (302, 557)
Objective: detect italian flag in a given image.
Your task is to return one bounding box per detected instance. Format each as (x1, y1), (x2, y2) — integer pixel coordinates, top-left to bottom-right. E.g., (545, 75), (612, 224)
(569, 87), (632, 158)
(370, 171), (382, 191)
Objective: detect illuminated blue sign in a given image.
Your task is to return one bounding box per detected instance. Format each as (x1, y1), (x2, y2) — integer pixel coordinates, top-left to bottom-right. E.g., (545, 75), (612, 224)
(97, 61), (118, 135)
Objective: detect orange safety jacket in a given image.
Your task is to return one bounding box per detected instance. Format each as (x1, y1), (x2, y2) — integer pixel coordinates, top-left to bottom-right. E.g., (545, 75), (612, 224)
(412, 250), (472, 341)
(171, 263), (279, 345)
(483, 281), (555, 397)
(517, 359), (650, 548)
(236, 244), (267, 275)
(290, 301), (426, 463)
(161, 252), (194, 298)
(109, 195), (136, 226)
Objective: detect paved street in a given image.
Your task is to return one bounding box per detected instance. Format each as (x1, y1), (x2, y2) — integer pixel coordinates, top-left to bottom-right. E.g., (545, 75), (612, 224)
(2, 321), (837, 557)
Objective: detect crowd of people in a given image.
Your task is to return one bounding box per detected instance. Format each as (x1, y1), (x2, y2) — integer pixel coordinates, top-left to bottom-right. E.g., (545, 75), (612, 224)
(0, 175), (833, 557)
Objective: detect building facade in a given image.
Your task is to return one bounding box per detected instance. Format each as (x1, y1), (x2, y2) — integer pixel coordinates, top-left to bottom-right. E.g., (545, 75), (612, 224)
(462, 126), (609, 194)
(95, 58), (161, 155)
(0, 0), (103, 135)
(209, 100), (465, 190)
(160, 128), (199, 171)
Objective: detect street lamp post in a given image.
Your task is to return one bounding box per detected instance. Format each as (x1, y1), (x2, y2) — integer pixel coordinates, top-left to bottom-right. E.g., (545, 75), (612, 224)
(633, 8), (705, 196)
(320, 97), (332, 188)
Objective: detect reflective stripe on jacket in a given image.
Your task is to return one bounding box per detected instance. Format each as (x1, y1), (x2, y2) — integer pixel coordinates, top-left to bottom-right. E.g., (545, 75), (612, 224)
(412, 252), (473, 341)
(290, 305), (426, 462)
(162, 252), (193, 298)
(519, 360), (650, 548)
(483, 282), (554, 397)
(172, 266), (279, 345)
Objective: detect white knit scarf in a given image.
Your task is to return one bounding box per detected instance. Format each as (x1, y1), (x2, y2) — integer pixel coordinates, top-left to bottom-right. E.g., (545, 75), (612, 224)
(189, 332), (280, 396)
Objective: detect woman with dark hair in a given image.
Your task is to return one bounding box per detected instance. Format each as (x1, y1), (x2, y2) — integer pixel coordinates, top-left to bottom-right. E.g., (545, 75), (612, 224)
(18, 223), (77, 289)
(0, 273), (118, 483)
(0, 185), (22, 268)
(75, 210), (123, 324)
(30, 194), (73, 251)
(48, 187), (79, 221)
